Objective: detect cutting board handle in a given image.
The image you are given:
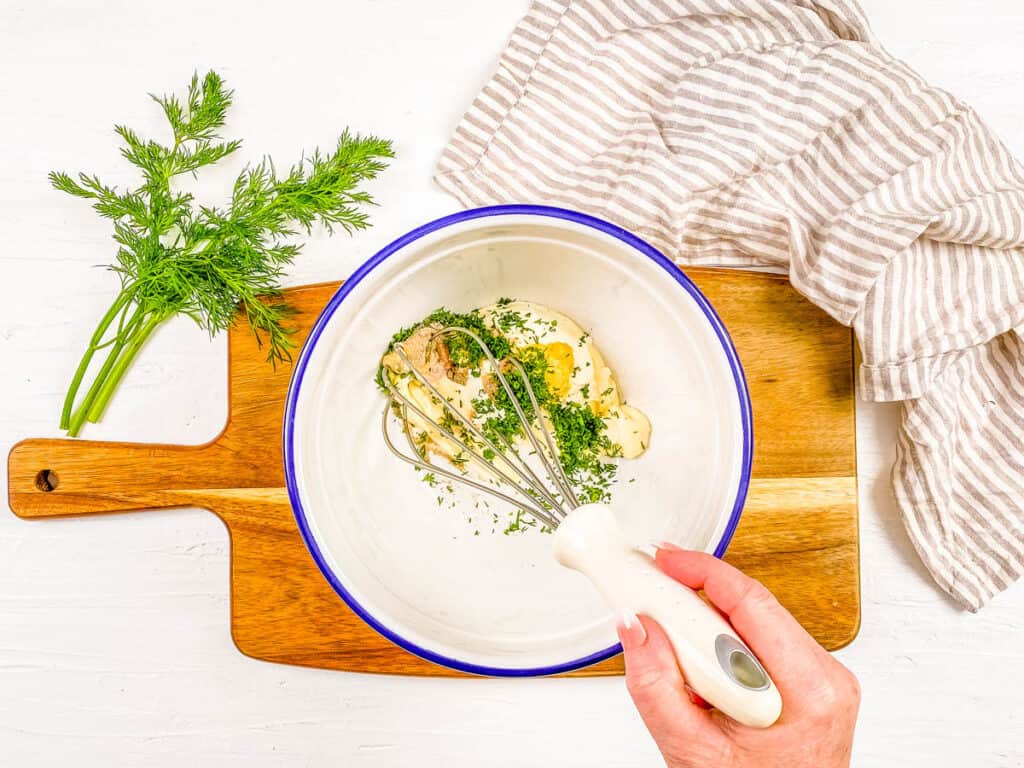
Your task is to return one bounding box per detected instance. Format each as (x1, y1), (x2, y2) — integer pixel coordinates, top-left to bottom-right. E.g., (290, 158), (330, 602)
(7, 437), (216, 519)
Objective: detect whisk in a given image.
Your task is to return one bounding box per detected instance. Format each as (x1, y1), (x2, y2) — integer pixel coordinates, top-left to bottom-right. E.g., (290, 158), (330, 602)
(379, 327), (782, 728)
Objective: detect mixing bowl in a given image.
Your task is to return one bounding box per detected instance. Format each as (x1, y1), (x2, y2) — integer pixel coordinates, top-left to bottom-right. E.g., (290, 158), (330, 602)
(283, 205), (752, 676)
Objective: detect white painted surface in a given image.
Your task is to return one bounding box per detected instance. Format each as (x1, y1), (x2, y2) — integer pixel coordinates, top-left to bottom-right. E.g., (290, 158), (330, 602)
(0, 1), (1022, 765)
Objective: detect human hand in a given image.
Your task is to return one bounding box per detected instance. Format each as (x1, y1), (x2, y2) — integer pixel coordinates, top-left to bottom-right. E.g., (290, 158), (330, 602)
(617, 547), (859, 768)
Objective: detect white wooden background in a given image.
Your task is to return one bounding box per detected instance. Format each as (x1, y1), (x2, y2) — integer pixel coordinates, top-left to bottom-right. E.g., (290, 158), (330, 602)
(2, 1), (1023, 765)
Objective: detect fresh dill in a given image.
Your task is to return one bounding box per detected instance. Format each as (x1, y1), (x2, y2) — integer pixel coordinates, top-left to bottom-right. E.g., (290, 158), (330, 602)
(52, 71), (393, 436)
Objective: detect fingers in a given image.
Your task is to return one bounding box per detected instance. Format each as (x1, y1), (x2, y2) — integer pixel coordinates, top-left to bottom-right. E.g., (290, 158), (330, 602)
(618, 614), (716, 743)
(654, 547), (829, 700)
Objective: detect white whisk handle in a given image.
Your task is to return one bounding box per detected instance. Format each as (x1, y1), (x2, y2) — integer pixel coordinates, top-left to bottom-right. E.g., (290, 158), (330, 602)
(552, 503), (782, 729)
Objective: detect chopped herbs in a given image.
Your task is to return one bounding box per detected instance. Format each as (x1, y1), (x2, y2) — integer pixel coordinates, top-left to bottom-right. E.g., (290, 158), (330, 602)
(389, 307), (510, 368)
(383, 298), (646, 535)
(472, 346), (619, 504)
(493, 309), (530, 335)
(547, 401), (619, 502)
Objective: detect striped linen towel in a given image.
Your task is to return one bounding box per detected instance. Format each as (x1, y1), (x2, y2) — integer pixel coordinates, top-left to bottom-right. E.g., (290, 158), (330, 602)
(434, 0), (1024, 611)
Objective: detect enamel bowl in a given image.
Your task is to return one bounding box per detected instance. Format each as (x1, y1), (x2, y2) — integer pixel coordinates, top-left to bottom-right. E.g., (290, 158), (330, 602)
(283, 205), (752, 676)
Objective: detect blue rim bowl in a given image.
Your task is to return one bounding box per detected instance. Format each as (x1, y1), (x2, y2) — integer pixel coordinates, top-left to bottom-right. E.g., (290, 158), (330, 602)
(283, 204), (753, 677)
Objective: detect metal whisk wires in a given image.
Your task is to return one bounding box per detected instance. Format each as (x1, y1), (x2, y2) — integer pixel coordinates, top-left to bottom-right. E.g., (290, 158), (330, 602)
(379, 327), (579, 529)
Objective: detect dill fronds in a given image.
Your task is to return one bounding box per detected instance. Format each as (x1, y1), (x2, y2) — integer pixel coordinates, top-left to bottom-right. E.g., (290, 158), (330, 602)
(50, 71), (393, 436)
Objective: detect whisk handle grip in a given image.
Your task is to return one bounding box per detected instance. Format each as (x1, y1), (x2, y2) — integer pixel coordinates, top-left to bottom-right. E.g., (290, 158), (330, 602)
(553, 504), (782, 728)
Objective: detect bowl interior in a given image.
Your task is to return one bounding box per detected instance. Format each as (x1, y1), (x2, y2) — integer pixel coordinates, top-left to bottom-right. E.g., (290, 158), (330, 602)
(287, 210), (748, 673)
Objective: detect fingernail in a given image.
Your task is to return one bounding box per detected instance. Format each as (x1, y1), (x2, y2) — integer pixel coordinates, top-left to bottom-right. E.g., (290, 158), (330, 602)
(636, 543), (658, 558)
(616, 611), (647, 650)
(686, 688), (712, 709)
(656, 540), (683, 552)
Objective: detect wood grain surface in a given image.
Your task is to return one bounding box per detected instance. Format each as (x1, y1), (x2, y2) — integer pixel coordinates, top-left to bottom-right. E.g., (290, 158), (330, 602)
(6, 268), (859, 676)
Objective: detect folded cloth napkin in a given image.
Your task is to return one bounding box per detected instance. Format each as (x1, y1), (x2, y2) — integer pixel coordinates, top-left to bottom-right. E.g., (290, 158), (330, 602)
(435, 0), (1024, 611)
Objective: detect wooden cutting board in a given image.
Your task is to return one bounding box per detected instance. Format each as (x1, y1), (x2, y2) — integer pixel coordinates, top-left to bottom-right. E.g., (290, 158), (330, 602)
(7, 269), (859, 676)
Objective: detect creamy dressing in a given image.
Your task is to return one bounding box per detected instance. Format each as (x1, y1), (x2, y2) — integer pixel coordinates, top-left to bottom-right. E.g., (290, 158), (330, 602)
(383, 300), (651, 466)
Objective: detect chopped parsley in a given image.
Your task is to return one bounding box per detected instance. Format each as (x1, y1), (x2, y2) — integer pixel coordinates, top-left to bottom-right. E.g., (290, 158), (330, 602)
(547, 401), (619, 501)
(474, 351), (619, 500)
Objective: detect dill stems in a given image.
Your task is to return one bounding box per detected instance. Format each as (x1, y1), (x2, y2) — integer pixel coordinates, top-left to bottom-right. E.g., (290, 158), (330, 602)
(50, 71), (393, 436)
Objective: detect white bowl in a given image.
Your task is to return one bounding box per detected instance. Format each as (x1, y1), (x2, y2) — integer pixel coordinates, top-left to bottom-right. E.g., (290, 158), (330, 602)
(283, 205), (752, 676)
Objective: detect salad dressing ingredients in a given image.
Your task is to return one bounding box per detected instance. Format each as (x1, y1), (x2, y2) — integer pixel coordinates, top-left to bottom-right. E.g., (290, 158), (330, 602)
(380, 299), (651, 513)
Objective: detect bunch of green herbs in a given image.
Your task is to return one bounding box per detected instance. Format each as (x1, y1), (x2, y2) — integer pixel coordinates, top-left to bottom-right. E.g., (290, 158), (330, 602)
(51, 71), (393, 436)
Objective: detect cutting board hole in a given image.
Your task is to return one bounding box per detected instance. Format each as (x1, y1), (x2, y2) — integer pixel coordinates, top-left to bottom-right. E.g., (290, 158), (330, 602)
(35, 469), (59, 492)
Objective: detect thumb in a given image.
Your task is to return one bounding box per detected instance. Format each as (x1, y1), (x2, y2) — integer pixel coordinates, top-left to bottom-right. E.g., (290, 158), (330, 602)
(618, 614), (715, 742)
